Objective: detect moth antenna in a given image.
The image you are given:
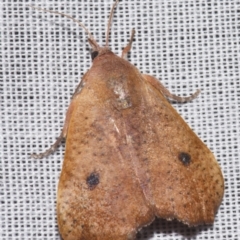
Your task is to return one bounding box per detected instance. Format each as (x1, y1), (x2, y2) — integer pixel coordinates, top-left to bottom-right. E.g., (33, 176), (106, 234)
(105, 0), (119, 48)
(29, 5), (100, 51)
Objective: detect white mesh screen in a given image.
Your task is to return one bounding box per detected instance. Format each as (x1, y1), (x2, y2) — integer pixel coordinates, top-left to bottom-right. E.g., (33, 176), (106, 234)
(1, 0), (240, 239)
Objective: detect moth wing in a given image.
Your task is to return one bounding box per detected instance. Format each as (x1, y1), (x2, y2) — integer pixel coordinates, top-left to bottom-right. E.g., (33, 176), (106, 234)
(56, 83), (154, 240)
(129, 74), (224, 225)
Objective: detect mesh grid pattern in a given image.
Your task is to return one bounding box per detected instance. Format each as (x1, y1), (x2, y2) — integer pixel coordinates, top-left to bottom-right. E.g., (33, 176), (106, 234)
(1, 0), (240, 239)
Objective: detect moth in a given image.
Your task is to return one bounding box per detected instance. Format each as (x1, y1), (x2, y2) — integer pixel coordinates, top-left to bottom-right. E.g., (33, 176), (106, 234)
(31, 1), (224, 240)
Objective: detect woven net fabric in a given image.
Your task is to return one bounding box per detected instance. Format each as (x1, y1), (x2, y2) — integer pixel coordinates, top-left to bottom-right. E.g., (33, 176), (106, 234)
(1, 0), (239, 239)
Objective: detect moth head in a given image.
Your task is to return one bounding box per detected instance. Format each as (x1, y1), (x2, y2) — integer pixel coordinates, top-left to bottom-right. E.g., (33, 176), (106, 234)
(88, 0), (119, 60)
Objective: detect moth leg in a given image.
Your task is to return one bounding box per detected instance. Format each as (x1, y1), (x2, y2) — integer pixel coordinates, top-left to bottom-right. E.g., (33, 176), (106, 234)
(71, 79), (85, 98)
(142, 74), (200, 103)
(31, 98), (76, 159)
(121, 29), (135, 59)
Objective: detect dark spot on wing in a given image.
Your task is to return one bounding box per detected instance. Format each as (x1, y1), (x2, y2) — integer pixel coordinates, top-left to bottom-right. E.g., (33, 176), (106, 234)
(91, 51), (99, 61)
(86, 172), (100, 190)
(178, 152), (191, 166)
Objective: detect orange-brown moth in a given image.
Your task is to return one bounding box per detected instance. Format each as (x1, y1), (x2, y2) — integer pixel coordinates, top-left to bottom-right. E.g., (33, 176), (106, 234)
(30, 1), (224, 240)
